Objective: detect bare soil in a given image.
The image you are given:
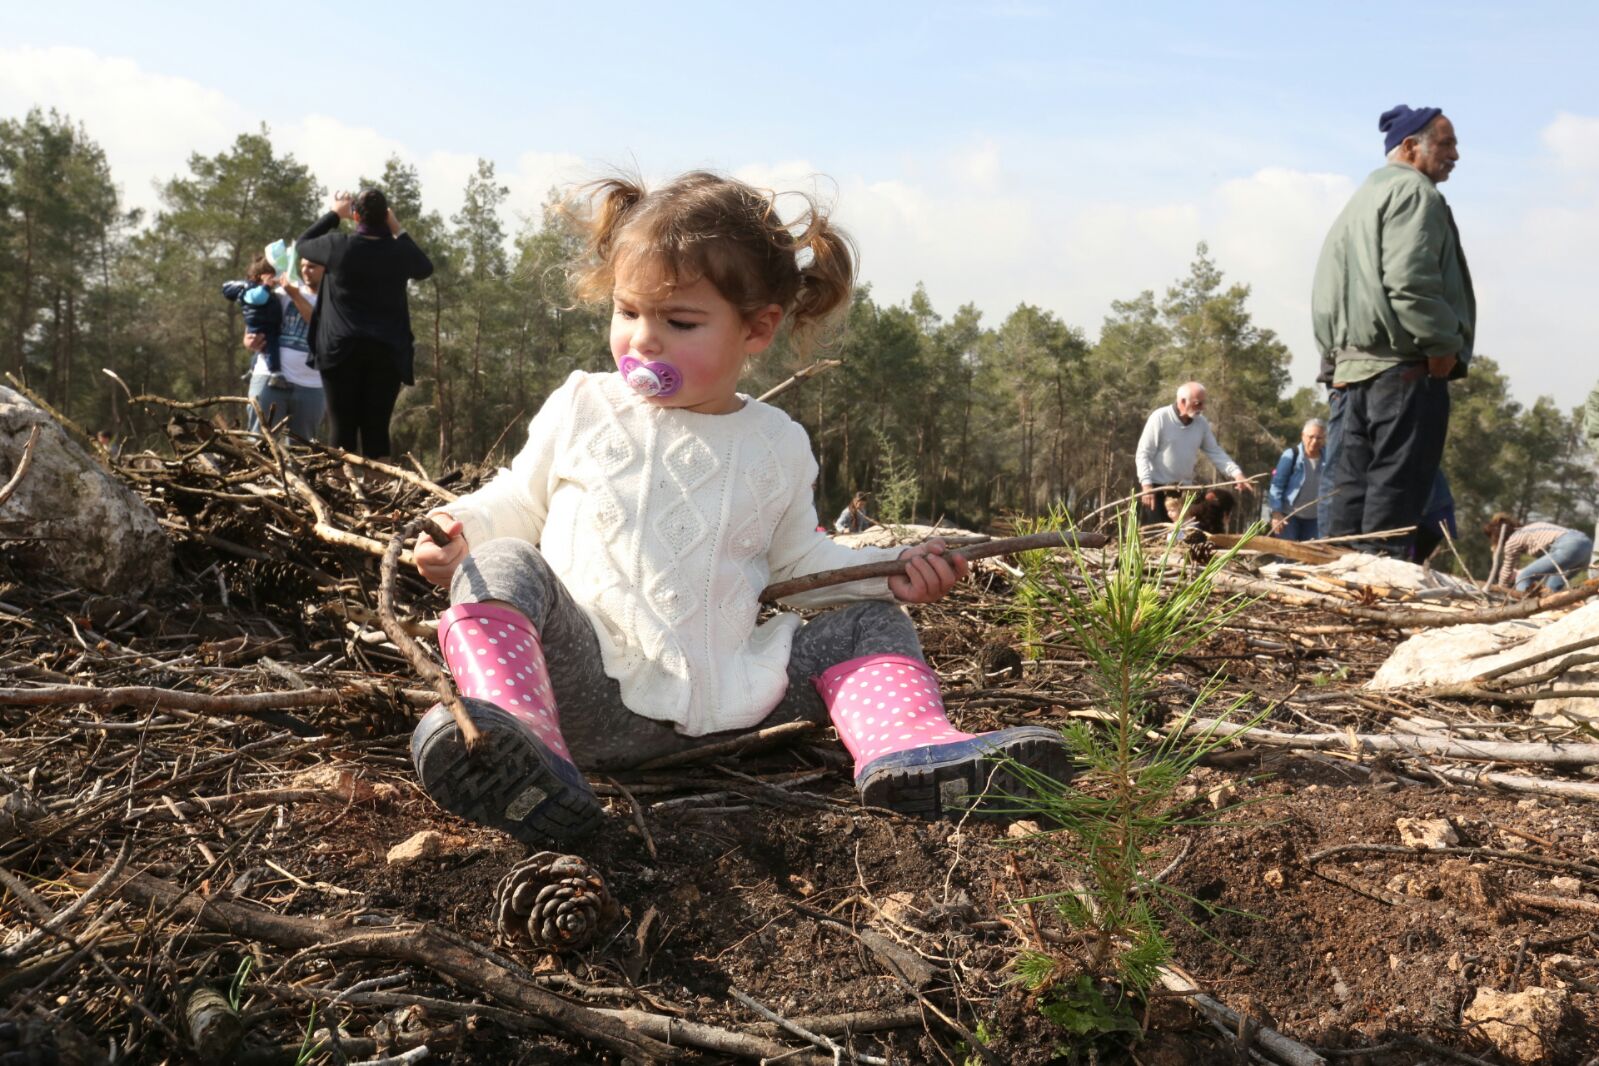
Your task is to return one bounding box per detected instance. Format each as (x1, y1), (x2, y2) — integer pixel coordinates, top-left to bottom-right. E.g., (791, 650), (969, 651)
(3, 424), (1597, 1064)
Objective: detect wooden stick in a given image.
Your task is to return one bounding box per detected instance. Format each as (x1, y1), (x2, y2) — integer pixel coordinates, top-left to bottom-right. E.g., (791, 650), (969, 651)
(756, 358), (842, 404)
(0, 424), (41, 508)
(1157, 967), (1326, 1066)
(759, 531), (1108, 604)
(0, 682), (436, 715)
(1471, 633), (1599, 683)
(1214, 572), (1599, 629)
(1411, 763), (1599, 802)
(630, 720), (816, 771)
(1206, 532), (1342, 565)
(1188, 718), (1599, 766)
(380, 519), (480, 752)
(75, 868), (683, 1062)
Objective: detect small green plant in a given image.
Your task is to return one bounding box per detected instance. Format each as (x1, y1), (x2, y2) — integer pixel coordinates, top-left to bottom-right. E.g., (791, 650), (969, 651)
(959, 1018), (997, 1065)
(1008, 502), (1071, 661)
(870, 428), (919, 531)
(995, 505), (1265, 996)
(227, 955), (254, 1012)
(1035, 975), (1142, 1062)
(294, 1003), (319, 1066)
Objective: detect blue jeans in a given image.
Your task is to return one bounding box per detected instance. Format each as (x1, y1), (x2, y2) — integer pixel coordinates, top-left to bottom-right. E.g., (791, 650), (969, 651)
(1279, 514), (1318, 541)
(247, 373), (326, 442)
(1515, 531), (1594, 592)
(1317, 385), (1345, 539)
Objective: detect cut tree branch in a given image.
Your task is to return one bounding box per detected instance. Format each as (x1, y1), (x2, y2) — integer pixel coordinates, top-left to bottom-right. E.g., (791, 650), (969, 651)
(74, 869), (684, 1062)
(380, 518), (480, 751)
(1214, 572), (1599, 629)
(759, 531), (1108, 604)
(0, 424), (42, 508)
(1189, 718), (1599, 766)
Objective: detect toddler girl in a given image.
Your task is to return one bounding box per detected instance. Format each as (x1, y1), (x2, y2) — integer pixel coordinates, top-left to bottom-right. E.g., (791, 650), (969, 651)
(411, 171), (1070, 841)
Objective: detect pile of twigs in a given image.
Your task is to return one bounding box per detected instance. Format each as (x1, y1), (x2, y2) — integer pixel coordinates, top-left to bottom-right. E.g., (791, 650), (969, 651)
(5, 401), (1599, 1063)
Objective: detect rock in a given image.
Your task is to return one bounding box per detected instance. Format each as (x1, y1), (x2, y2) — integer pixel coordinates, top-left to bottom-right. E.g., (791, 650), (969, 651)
(386, 831), (447, 866)
(1440, 859), (1504, 916)
(1396, 817), (1458, 849)
(0, 387), (173, 596)
(1006, 819), (1042, 839)
(1207, 784), (1238, 810)
(1462, 986), (1567, 1064)
(1548, 876), (1581, 896)
(1263, 868), (1285, 890)
(290, 766), (398, 805)
(878, 891), (921, 925)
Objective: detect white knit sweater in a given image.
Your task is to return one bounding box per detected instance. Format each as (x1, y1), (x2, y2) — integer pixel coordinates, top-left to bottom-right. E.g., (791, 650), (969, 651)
(447, 371), (904, 736)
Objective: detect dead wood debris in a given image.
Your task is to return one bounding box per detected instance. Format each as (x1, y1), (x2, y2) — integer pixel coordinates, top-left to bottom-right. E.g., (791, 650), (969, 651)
(3, 412), (1599, 1062)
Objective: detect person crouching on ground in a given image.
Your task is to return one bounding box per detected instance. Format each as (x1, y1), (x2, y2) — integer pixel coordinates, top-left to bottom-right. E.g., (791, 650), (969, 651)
(409, 171), (1073, 843)
(1484, 513), (1592, 595)
(835, 491), (876, 534)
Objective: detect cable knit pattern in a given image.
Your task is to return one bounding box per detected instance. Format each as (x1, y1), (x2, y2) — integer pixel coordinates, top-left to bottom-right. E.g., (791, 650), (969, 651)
(445, 371), (906, 736)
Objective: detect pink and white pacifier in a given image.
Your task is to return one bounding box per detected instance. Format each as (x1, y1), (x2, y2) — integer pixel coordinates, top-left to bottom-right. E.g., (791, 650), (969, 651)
(619, 356), (683, 398)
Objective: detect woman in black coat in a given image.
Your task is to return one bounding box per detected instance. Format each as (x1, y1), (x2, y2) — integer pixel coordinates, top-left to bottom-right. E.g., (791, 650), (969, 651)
(297, 188), (433, 459)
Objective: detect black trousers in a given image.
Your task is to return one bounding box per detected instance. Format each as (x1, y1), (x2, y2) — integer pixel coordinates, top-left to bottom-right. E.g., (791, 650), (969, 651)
(319, 342), (403, 459)
(1326, 362), (1450, 556)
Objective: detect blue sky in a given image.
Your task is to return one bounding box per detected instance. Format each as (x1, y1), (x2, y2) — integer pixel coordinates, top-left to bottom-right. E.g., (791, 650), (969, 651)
(5, 1), (1597, 406)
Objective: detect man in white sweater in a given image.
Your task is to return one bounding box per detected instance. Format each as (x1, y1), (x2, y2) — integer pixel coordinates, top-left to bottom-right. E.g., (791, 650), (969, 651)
(1135, 382), (1251, 523)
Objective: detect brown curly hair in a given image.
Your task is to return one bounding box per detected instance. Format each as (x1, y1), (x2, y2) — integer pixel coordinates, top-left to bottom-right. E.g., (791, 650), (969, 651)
(567, 171), (856, 354)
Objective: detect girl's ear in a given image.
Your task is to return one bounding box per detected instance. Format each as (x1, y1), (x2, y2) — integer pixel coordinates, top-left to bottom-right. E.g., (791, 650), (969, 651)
(743, 304), (784, 355)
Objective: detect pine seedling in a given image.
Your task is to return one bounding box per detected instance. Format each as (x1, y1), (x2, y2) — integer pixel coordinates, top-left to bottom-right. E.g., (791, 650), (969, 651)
(1009, 502), (1071, 661)
(993, 505), (1264, 993)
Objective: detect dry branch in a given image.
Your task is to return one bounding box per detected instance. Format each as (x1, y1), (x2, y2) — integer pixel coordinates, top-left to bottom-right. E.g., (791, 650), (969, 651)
(1157, 967), (1326, 1066)
(759, 530), (1109, 604)
(1215, 572), (1599, 628)
(0, 682), (431, 717)
(1190, 718), (1599, 766)
(756, 358), (842, 404)
(379, 518), (479, 751)
(75, 868), (683, 1062)
(0, 424), (42, 507)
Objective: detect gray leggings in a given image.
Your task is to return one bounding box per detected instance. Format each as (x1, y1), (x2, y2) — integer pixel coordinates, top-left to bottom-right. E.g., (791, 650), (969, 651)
(450, 539), (925, 769)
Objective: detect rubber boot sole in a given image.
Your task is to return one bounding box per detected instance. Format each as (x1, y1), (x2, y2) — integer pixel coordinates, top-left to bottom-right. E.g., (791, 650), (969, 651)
(856, 726), (1075, 820)
(410, 700), (602, 843)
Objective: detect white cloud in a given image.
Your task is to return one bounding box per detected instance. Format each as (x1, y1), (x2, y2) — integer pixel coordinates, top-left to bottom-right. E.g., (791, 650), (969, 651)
(0, 46), (584, 232)
(3, 46), (1596, 408)
(742, 157), (1353, 390)
(1542, 112), (1599, 174)
(0, 45), (235, 212)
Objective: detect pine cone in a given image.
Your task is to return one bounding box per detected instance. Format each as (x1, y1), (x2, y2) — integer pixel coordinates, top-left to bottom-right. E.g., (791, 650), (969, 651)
(492, 852), (618, 951)
(1183, 529), (1214, 566)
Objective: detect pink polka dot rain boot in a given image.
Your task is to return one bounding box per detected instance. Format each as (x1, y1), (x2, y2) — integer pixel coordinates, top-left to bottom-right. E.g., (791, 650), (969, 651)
(816, 654), (1073, 819)
(410, 602), (601, 842)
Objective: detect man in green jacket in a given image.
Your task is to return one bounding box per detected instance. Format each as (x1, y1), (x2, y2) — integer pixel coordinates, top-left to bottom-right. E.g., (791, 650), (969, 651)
(1311, 104), (1474, 557)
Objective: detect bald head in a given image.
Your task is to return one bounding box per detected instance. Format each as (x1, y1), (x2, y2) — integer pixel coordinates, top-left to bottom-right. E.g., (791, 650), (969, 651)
(1175, 382), (1207, 424)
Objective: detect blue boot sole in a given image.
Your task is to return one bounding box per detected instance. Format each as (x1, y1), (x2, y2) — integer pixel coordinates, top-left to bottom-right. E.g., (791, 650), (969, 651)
(410, 699), (602, 843)
(856, 726), (1075, 820)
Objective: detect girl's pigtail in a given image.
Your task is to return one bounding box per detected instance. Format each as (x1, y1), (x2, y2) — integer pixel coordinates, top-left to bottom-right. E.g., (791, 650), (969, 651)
(566, 176), (646, 302)
(788, 206), (857, 353)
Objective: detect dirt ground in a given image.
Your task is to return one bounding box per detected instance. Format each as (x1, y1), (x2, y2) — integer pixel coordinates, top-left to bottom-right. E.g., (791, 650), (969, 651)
(4, 428), (1598, 1064)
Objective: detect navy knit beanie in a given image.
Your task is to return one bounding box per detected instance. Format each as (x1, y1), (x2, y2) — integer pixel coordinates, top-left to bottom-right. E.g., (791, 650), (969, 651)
(1380, 105), (1442, 155)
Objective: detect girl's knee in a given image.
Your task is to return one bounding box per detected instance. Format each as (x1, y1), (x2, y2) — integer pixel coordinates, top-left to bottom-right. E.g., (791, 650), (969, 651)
(845, 600), (924, 658)
(449, 538), (557, 608)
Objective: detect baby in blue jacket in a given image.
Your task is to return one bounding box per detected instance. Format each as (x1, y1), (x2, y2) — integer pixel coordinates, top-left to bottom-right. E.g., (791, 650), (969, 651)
(221, 255), (286, 388)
